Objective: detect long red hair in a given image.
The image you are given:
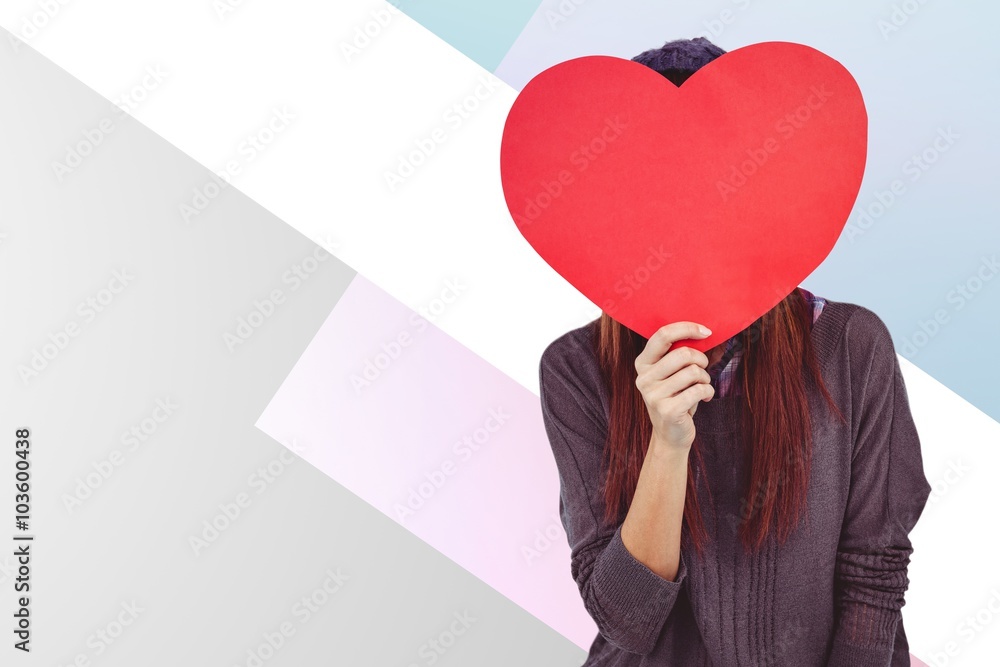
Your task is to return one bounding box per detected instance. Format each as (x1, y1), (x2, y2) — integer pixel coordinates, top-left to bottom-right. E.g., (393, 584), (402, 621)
(592, 288), (846, 554)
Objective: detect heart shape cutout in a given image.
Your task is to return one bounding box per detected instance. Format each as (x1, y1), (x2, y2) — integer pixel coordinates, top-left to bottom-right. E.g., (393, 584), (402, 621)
(500, 41), (867, 351)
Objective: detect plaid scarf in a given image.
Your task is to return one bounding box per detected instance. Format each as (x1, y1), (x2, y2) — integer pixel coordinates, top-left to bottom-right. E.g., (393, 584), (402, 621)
(707, 288), (827, 397)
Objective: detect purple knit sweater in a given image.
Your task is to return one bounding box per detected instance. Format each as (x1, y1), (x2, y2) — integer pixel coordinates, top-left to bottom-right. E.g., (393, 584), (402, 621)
(538, 300), (932, 666)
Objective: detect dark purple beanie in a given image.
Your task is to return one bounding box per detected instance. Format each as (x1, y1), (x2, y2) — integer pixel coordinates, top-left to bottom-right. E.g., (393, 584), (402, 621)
(631, 36), (726, 82)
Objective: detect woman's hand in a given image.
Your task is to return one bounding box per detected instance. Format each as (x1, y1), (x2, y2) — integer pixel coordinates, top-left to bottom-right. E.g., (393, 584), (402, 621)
(634, 322), (715, 452)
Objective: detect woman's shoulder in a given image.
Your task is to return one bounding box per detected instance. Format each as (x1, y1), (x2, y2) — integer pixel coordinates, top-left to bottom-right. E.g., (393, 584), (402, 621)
(538, 318), (610, 447)
(539, 318), (600, 371)
(538, 318), (606, 406)
(812, 298), (898, 372)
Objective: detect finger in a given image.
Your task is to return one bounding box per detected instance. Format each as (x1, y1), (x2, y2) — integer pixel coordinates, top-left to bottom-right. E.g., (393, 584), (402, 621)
(689, 380), (716, 417)
(675, 381), (715, 414)
(646, 345), (711, 384)
(641, 364), (712, 402)
(662, 364), (713, 398)
(635, 321), (712, 369)
(649, 382), (714, 426)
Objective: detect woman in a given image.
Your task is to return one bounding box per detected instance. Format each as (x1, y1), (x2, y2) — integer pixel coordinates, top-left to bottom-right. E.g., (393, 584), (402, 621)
(538, 38), (932, 667)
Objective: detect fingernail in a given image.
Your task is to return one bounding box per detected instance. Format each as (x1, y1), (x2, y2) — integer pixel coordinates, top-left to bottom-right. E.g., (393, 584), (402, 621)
(699, 326), (712, 336)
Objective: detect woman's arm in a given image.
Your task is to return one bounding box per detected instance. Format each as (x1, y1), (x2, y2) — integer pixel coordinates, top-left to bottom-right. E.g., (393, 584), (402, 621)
(620, 435), (689, 583)
(539, 322), (712, 656)
(826, 308), (932, 667)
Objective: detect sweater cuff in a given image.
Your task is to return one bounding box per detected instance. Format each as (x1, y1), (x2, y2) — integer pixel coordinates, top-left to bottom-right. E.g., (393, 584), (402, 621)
(595, 524), (687, 624)
(826, 637), (895, 667)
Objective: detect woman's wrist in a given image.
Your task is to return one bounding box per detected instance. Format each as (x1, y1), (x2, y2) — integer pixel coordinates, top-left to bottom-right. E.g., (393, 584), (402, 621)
(647, 434), (691, 465)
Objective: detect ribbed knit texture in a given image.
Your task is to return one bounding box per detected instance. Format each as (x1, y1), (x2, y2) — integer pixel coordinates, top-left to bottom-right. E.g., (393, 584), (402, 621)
(538, 299), (932, 666)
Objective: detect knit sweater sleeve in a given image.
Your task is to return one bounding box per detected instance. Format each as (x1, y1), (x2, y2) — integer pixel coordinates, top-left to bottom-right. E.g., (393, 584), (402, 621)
(539, 331), (687, 656)
(826, 308), (932, 666)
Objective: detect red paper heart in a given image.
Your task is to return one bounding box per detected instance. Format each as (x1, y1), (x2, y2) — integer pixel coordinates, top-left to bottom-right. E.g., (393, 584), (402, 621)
(500, 41), (867, 351)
